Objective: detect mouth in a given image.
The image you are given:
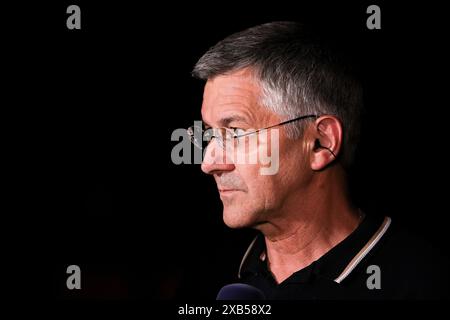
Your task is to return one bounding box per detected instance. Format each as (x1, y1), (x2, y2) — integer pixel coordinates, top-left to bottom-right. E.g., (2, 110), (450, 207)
(218, 189), (241, 200)
(218, 189), (240, 193)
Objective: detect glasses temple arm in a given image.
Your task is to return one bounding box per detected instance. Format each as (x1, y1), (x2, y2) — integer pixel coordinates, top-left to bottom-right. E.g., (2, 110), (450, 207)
(235, 115), (318, 138)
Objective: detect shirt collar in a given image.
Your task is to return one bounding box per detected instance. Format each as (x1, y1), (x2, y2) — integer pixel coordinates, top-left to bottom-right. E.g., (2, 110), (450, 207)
(238, 213), (389, 284)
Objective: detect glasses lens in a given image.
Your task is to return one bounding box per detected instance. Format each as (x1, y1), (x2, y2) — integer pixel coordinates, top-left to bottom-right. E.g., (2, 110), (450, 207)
(203, 128), (214, 142)
(187, 126), (203, 149)
(203, 128), (226, 150)
(220, 128), (240, 150)
(186, 126), (240, 150)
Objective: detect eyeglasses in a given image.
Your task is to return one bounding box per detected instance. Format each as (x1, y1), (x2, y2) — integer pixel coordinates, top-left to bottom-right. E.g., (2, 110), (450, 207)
(187, 114), (318, 150)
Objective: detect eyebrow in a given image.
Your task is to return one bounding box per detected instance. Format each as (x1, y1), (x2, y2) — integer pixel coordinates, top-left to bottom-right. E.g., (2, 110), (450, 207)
(218, 115), (249, 127)
(202, 114), (249, 129)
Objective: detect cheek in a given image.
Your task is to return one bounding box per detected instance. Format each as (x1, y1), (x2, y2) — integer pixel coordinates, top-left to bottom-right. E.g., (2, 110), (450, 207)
(280, 137), (309, 170)
(236, 164), (280, 199)
(264, 146), (308, 199)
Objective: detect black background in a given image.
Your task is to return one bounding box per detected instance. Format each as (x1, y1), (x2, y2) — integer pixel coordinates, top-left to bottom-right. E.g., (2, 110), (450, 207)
(3, 0), (449, 307)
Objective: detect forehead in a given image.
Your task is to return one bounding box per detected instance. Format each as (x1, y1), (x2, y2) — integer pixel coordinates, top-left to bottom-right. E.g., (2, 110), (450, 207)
(201, 69), (265, 126)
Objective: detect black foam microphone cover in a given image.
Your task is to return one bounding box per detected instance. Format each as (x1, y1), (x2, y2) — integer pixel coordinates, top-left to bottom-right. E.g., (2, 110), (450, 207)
(216, 283), (266, 300)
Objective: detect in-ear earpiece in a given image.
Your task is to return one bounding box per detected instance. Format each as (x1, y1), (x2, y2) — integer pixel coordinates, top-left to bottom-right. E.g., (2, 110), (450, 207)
(314, 139), (322, 150)
(313, 139), (337, 158)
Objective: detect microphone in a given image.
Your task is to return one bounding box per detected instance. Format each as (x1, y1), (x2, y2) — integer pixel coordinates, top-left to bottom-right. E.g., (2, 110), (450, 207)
(216, 283), (266, 300)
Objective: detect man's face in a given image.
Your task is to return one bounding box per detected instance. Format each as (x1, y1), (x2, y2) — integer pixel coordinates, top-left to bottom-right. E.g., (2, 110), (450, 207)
(200, 69), (312, 229)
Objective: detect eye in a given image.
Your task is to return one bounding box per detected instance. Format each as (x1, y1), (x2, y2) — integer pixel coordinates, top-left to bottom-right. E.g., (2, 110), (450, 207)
(230, 127), (246, 137)
(203, 128), (215, 140)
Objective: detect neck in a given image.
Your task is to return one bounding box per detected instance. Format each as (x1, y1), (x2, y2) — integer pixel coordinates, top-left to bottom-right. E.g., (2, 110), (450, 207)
(258, 169), (361, 284)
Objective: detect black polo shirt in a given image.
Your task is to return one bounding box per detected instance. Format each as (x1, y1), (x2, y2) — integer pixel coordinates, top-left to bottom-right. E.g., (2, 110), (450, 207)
(238, 214), (450, 299)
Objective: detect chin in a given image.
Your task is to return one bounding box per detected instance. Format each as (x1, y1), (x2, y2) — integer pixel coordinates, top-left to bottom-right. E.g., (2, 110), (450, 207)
(222, 206), (258, 229)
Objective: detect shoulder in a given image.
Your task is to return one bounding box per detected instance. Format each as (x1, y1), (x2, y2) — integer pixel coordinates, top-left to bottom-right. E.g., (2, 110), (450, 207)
(347, 217), (450, 299)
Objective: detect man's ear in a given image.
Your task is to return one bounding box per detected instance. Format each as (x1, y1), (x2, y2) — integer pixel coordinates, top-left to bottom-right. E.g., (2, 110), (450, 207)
(310, 115), (343, 171)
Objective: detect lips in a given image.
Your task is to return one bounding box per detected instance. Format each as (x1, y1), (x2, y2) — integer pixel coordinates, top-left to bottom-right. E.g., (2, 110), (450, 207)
(218, 188), (240, 192)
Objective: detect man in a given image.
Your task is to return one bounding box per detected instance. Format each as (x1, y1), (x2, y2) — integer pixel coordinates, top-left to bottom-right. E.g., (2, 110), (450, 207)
(189, 22), (449, 299)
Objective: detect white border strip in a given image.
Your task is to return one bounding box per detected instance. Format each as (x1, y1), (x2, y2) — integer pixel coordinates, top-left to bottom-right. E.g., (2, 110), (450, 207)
(238, 236), (259, 279)
(334, 216), (392, 283)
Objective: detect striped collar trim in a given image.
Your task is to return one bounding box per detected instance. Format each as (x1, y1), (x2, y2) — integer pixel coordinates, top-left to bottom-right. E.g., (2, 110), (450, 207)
(238, 216), (392, 281)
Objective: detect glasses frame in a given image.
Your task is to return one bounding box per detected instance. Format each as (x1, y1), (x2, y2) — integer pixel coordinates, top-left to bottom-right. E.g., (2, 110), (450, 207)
(188, 114), (319, 150)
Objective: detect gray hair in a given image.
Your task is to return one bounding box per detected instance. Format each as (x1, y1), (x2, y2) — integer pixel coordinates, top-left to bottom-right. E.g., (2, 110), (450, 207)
(192, 21), (363, 169)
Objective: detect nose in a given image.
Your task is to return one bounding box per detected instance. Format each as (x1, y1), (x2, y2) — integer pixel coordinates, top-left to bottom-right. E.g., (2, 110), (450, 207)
(201, 139), (235, 175)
